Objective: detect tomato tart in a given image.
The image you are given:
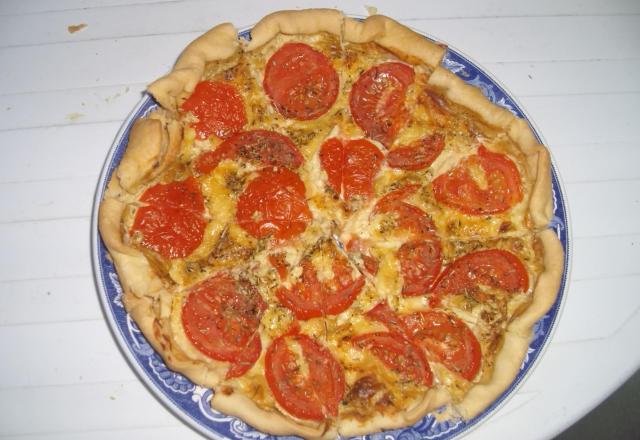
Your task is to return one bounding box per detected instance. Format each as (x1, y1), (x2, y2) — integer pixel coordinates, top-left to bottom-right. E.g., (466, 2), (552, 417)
(99, 9), (564, 438)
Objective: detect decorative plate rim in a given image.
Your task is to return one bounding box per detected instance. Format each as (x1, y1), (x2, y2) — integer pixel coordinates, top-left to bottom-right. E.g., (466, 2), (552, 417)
(90, 20), (572, 440)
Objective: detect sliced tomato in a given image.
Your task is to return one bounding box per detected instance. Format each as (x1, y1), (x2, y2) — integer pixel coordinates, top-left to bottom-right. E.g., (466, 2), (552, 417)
(300, 334), (345, 417)
(365, 301), (409, 337)
(431, 249), (529, 301)
(401, 310), (482, 381)
(194, 130), (303, 175)
(397, 236), (442, 296)
(374, 184), (421, 207)
(366, 302), (481, 381)
(225, 334), (262, 379)
(346, 238), (378, 275)
(268, 252), (288, 280)
(180, 81), (247, 140)
(392, 203), (435, 236)
(387, 134), (445, 170)
(375, 201), (435, 237)
(432, 146), (523, 215)
(352, 332), (433, 386)
(263, 43), (339, 120)
(353, 184), (440, 296)
(182, 273), (266, 376)
(324, 254), (366, 316)
(343, 139), (385, 200)
(319, 137), (384, 201)
(265, 333), (345, 420)
(276, 255), (364, 320)
(349, 62), (415, 147)
(276, 260), (323, 320)
(131, 177), (206, 259)
(373, 184), (435, 236)
(275, 244), (364, 319)
(318, 137), (344, 196)
(236, 167), (312, 240)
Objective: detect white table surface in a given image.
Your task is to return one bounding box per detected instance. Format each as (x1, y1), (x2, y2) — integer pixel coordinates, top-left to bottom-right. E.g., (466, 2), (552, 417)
(1, 0), (639, 439)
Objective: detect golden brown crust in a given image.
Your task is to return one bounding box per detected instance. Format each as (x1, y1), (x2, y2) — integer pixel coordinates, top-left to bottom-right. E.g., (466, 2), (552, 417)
(338, 388), (449, 437)
(148, 23), (241, 111)
(245, 9), (343, 51)
(455, 330), (529, 419)
(509, 229), (564, 336)
(211, 392), (334, 439)
(115, 110), (182, 193)
(508, 119), (554, 228)
(428, 67), (516, 130)
(343, 15), (446, 69)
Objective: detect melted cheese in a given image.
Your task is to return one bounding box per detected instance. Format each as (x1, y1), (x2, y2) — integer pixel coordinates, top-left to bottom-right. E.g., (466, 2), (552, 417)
(373, 249), (401, 300)
(430, 148), (473, 178)
(310, 250), (336, 282)
(260, 305), (295, 340)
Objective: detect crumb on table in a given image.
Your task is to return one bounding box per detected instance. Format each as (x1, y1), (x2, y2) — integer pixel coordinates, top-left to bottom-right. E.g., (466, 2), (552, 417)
(67, 23), (87, 34)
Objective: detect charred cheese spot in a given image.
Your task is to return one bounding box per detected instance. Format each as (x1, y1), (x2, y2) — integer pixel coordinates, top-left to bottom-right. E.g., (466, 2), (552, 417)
(343, 375), (397, 416)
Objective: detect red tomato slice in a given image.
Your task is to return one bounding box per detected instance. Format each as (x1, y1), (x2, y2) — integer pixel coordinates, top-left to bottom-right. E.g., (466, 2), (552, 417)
(300, 333), (345, 417)
(352, 332), (433, 386)
(391, 203), (435, 236)
(365, 301), (409, 337)
(375, 200), (435, 237)
(268, 253), (289, 280)
(397, 236), (442, 296)
(265, 333), (345, 420)
(401, 311), (482, 381)
(276, 260), (323, 320)
(225, 333), (262, 379)
(194, 130), (303, 175)
(363, 184), (441, 296)
(432, 146), (523, 215)
(180, 81), (247, 140)
(349, 62), (415, 147)
(344, 139), (385, 200)
(264, 43), (339, 120)
(366, 302), (481, 381)
(318, 137), (344, 196)
(182, 273), (266, 375)
(373, 184), (435, 236)
(431, 249), (529, 301)
(387, 134), (445, 170)
(236, 167), (312, 240)
(131, 177), (206, 259)
(324, 255), (366, 316)
(276, 256), (364, 320)
(319, 137), (384, 201)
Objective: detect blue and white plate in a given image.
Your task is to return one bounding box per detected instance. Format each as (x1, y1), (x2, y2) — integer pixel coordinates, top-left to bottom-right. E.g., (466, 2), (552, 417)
(91, 23), (571, 440)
